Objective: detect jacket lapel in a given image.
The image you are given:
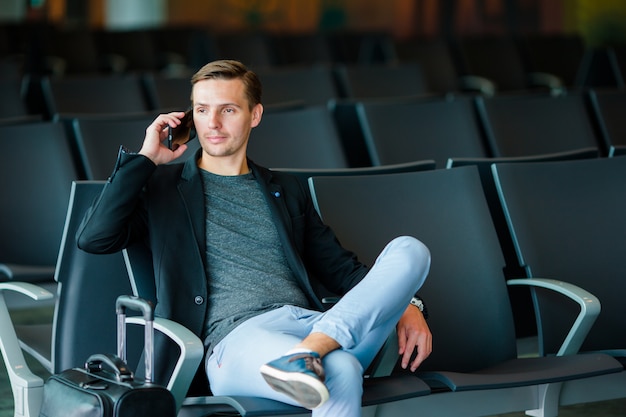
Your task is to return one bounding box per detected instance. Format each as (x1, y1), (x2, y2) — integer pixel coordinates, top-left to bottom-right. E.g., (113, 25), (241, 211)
(178, 152), (206, 257)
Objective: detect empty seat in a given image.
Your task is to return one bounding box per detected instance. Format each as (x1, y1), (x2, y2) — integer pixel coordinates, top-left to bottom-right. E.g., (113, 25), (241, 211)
(40, 74), (151, 118)
(357, 96), (491, 167)
(0, 78), (30, 119)
(394, 36), (462, 94)
(254, 66), (338, 106)
(492, 156), (626, 406)
(71, 113), (199, 180)
(0, 181), (142, 417)
(334, 63), (428, 100)
(143, 73), (192, 112)
(476, 92), (601, 157)
(0, 121), (80, 286)
(517, 33), (586, 88)
(588, 88), (626, 155)
(248, 105), (349, 169)
(215, 32), (275, 68)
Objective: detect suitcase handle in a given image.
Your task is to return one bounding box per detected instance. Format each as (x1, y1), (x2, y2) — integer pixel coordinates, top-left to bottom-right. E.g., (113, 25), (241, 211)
(115, 295), (155, 383)
(86, 353), (134, 382)
(116, 295), (154, 321)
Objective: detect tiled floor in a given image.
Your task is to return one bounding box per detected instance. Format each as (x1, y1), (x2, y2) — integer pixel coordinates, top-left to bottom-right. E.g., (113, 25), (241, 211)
(1, 308), (625, 417)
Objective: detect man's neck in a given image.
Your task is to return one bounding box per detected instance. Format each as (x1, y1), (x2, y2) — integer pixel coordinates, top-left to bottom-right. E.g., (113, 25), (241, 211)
(197, 154), (250, 176)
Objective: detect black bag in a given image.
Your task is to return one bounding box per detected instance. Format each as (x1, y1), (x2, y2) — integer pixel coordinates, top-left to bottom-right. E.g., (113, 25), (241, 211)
(39, 296), (176, 417)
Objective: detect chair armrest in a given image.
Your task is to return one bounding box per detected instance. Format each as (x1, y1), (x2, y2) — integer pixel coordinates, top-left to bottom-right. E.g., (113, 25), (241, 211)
(507, 278), (600, 356)
(526, 72), (566, 96)
(0, 263), (56, 283)
(0, 282), (54, 417)
(126, 316), (204, 411)
(458, 75), (497, 96)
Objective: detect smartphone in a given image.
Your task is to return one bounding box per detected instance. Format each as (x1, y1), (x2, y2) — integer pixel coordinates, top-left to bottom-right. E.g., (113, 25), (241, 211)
(167, 109), (194, 150)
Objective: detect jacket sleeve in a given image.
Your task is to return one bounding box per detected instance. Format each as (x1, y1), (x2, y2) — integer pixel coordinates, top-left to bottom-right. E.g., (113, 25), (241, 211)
(76, 148), (156, 254)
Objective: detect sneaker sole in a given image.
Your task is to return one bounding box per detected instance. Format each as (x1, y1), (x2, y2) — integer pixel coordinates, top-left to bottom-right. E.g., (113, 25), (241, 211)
(260, 364), (330, 409)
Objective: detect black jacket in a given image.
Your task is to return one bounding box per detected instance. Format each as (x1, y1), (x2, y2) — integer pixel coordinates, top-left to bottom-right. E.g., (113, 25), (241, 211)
(77, 149), (370, 342)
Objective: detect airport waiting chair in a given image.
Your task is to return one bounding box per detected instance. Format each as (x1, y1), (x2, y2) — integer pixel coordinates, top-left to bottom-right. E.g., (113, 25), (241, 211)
(588, 88), (626, 155)
(394, 36), (462, 94)
(247, 104), (350, 170)
(40, 74), (151, 119)
(0, 181), (141, 417)
(609, 146), (626, 157)
(333, 63), (428, 101)
(476, 92), (601, 158)
(215, 32), (275, 68)
(446, 149), (599, 338)
(142, 74), (192, 112)
(517, 33), (586, 88)
(0, 79), (30, 119)
(452, 35), (563, 94)
(492, 156), (626, 407)
(307, 167), (622, 416)
(357, 95), (491, 167)
(254, 66), (339, 107)
(0, 121), (79, 287)
(272, 160), (436, 188)
(94, 28), (162, 73)
(269, 33), (333, 67)
(70, 113), (201, 180)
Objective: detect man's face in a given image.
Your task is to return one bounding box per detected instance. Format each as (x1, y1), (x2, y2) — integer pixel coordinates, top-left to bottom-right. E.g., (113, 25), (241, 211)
(192, 78), (262, 161)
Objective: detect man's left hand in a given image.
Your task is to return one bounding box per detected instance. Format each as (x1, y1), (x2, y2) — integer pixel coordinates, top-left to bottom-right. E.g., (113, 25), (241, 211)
(397, 305), (432, 372)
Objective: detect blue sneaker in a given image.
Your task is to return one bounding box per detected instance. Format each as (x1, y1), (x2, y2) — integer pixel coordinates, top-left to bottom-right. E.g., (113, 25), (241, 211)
(260, 352), (329, 409)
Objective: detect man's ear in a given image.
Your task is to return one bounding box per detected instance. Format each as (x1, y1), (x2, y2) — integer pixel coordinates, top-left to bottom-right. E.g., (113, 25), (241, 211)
(251, 103), (263, 128)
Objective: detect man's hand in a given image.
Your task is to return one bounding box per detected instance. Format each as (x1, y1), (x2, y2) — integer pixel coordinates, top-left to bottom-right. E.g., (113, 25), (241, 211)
(139, 111), (189, 165)
(397, 304), (432, 372)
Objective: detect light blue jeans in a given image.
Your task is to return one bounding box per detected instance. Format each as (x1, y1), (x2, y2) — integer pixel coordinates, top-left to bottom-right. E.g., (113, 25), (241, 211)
(205, 236), (431, 417)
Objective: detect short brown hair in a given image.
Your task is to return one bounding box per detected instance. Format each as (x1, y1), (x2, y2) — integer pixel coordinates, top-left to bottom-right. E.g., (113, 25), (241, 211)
(190, 60), (262, 109)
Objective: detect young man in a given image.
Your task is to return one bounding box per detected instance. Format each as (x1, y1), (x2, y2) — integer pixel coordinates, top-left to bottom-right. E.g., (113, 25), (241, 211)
(77, 60), (431, 417)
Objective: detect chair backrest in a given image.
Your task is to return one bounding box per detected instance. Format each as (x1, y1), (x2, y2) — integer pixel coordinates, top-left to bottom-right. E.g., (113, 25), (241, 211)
(394, 36), (460, 94)
(254, 66), (338, 107)
(357, 96), (490, 167)
(94, 29), (161, 73)
(492, 156), (626, 355)
(40, 74), (150, 118)
(588, 88), (626, 155)
(52, 180), (137, 372)
(0, 121), (80, 278)
(333, 63), (427, 100)
(70, 113), (200, 180)
(272, 160), (436, 188)
(142, 74), (192, 112)
(308, 167), (517, 372)
(215, 32), (274, 68)
(269, 33), (333, 67)
(0, 79), (29, 119)
(446, 149), (600, 339)
(453, 35), (528, 92)
(476, 92), (601, 157)
(517, 33), (586, 88)
(248, 104), (350, 169)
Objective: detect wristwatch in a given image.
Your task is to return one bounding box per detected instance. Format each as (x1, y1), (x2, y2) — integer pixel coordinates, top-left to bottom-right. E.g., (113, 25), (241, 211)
(410, 296), (429, 319)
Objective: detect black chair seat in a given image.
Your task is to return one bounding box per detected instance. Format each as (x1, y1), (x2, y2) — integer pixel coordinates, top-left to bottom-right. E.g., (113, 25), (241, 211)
(418, 353), (622, 392)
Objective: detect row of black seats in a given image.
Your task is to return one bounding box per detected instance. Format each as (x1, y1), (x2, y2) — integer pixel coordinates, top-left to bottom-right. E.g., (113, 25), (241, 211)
(3, 85), (625, 178)
(1, 152), (625, 416)
(1, 22), (624, 93)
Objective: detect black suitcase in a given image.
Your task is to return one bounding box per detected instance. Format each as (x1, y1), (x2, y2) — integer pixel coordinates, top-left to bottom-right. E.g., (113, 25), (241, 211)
(39, 295), (176, 417)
